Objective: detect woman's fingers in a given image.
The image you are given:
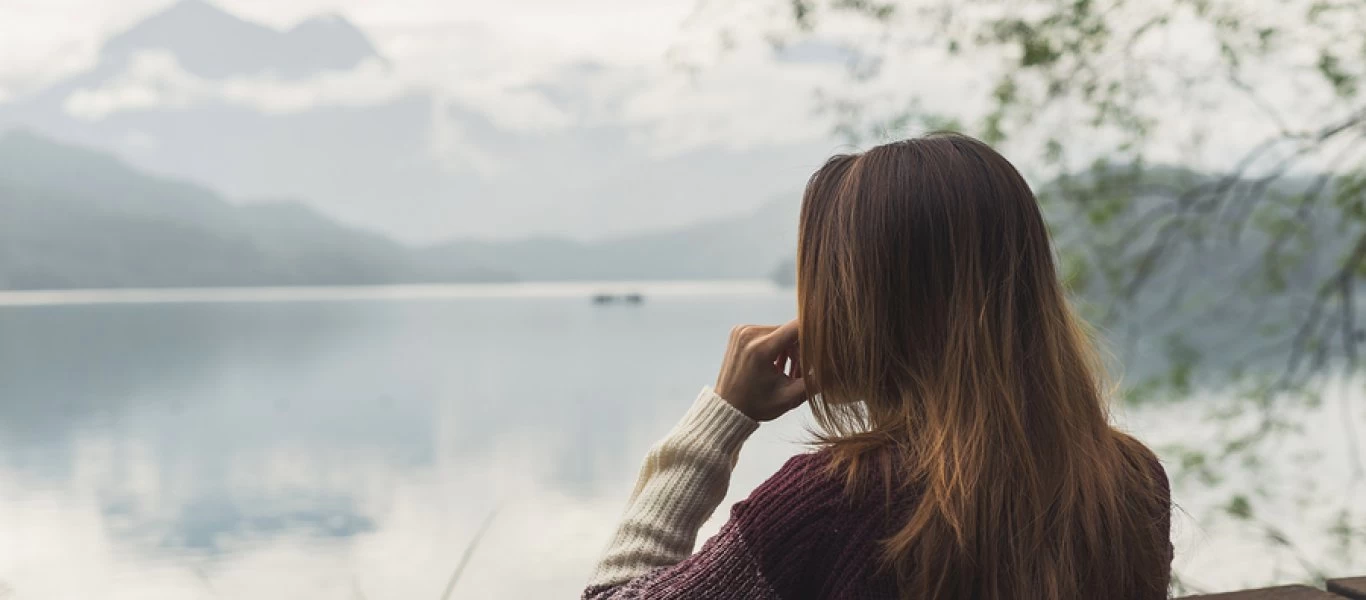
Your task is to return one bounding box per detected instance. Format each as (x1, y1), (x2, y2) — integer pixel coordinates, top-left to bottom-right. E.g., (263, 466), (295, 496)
(716, 320), (805, 422)
(758, 321), (800, 378)
(756, 320), (799, 356)
(780, 377), (809, 407)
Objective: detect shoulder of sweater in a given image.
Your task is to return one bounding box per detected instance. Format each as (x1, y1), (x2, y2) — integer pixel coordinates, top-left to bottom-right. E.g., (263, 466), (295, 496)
(729, 450), (846, 529)
(757, 449), (843, 494)
(774, 448), (839, 479)
(724, 449), (900, 594)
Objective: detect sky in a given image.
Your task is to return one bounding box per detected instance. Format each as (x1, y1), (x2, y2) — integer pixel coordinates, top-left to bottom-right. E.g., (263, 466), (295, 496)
(0, 0), (695, 84)
(0, 0), (844, 151)
(0, 0), (1353, 241)
(0, 0), (876, 241)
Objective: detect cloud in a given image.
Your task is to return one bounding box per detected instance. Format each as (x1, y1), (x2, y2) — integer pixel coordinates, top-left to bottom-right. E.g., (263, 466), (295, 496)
(0, 0), (169, 99)
(12, 0), (850, 158)
(63, 50), (409, 120)
(0, 0), (696, 103)
(428, 106), (504, 177)
(620, 52), (843, 155)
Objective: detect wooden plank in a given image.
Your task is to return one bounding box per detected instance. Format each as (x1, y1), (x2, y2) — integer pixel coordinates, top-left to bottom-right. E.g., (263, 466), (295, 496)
(1178, 585), (1346, 599)
(1328, 578), (1366, 600)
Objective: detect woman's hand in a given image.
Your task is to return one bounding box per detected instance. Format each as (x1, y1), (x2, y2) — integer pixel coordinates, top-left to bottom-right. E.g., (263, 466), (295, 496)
(714, 320), (808, 422)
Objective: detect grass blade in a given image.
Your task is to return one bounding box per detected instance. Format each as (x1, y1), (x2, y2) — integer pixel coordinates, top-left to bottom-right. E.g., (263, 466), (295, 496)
(438, 506), (500, 600)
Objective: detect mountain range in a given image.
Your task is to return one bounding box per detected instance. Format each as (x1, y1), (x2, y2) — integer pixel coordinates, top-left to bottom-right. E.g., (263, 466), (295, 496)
(0, 130), (799, 289)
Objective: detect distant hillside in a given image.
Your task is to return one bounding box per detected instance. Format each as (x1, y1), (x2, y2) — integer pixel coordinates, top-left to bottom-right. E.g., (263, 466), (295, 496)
(422, 197), (801, 281)
(0, 131), (502, 289)
(0, 131), (803, 290)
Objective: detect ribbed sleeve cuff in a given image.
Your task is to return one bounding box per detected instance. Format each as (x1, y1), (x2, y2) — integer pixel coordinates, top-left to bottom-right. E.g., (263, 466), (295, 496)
(668, 387), (760, 457)
(587, 387), (760, 589)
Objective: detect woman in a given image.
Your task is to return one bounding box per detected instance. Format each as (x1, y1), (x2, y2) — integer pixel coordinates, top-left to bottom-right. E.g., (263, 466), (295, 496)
(583, 134), (1173, 599)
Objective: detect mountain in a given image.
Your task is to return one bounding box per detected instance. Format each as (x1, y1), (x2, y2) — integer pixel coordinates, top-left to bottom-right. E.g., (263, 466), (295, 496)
(0, 131), (501, 289)
(100, 0), (382, 80)
(0, 131), (799, 289)
(422, 197), (801, 281)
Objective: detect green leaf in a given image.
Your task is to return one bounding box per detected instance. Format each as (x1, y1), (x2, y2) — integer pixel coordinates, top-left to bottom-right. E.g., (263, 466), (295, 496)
(1308, 1), (1333, 22)
(982, 112), (1006, 145)
(1265, 527), (1292, 547)
(992, 75), (1019, 106)
(1318, 51), (1358, 98)
(791, 0), (815, 30)
(832, 0), (896, 21)
(1021, 36), (1061, 67)
(1061, 251), (1092, 291)
(1227, 494), (1253, 520)
(1045, 138), (1064, 164)
(1257, 27), (1277, 51)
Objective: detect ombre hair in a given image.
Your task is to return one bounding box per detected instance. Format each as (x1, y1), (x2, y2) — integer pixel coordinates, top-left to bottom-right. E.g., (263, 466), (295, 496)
(797, 133), (1170, 599)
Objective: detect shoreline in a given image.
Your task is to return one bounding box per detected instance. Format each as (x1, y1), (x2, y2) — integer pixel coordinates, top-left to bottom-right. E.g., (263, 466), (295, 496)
(0, 280), (785, 307)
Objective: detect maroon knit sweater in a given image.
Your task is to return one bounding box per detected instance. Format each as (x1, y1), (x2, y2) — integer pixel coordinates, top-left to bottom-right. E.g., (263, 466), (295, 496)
(583, 449), (1172, 600)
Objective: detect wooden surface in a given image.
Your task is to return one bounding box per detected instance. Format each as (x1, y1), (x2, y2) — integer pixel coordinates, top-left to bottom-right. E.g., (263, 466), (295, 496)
(1178, 584), (1349, 599)
(1328, 578), (1366, 600)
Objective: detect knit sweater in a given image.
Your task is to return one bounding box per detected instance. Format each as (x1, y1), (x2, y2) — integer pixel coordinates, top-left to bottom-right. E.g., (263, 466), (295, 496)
(583, 387), (1172, 599)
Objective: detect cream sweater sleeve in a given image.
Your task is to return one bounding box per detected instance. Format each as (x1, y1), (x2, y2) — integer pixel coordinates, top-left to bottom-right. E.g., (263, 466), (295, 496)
(587, 386), (759, 589)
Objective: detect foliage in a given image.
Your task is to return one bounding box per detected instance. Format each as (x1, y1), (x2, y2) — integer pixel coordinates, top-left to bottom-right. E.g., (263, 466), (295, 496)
(698, 0), (1366, 592)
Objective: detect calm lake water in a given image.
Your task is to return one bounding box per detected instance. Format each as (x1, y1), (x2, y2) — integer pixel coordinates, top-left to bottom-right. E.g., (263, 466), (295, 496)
(0, 283), (1362, 599)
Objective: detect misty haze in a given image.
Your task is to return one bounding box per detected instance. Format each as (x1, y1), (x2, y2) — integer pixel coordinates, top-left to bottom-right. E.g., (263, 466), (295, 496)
(2, 0), (1366, 598)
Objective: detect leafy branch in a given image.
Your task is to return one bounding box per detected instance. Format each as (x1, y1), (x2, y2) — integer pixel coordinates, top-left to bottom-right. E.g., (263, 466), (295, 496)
(702, 0), (1366, 586)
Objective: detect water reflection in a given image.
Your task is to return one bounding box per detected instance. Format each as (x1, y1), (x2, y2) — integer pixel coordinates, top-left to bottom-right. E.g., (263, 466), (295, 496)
(0, 288), (811, 598)
(0, 287), (1362, 597)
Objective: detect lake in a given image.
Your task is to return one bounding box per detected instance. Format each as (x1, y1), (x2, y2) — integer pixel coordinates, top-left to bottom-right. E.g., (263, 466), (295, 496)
(0, 282), (1362, 599)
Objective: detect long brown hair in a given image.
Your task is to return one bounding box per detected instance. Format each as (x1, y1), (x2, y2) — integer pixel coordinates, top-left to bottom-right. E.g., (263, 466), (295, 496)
(797, 133), (1170, 599)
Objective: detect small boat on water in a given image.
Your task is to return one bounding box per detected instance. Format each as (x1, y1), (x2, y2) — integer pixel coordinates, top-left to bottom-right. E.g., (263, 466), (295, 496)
(593, 292), (645, 305)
